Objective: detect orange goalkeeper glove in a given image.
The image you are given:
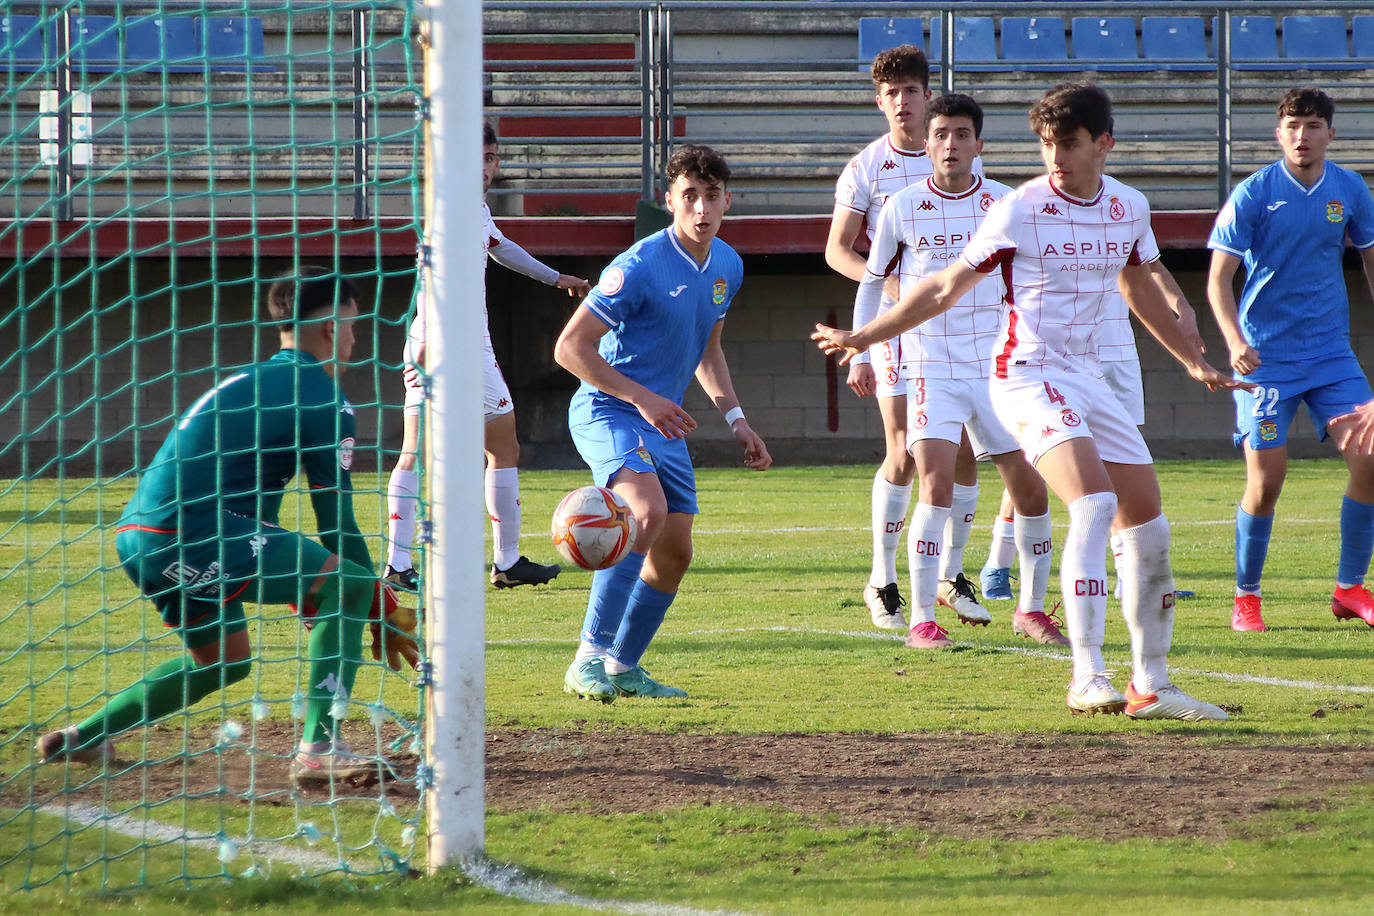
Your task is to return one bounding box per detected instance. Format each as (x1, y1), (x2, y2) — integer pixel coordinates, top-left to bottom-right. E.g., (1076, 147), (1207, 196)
(369, 581), (421, 671)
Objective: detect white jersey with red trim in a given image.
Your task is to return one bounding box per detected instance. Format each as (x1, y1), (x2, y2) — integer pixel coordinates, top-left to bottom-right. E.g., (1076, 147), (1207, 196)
(1096, 294), (1138, 365)
(864, 174), (1013, 379)
(960, 174), (1159, 378)
(407, 204), (503, 360)
(835, 134), (985, 244)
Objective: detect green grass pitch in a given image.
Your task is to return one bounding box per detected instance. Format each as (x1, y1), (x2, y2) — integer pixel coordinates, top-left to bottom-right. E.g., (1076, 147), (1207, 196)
(6, 461), (1374, 913)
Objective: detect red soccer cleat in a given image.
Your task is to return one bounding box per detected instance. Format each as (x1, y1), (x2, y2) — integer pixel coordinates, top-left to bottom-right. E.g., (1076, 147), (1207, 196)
(904, 620), (954, 649)
(1332, 584), (1374, 626)
(1231, 594), (1265, 632)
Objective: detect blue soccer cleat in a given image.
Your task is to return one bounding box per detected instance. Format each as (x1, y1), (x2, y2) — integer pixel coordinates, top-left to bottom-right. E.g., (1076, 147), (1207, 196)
(979, 566), (1014, 600)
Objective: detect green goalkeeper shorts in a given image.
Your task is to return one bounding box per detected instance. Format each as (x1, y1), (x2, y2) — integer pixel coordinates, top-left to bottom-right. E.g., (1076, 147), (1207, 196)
(116, 511), (336, 647)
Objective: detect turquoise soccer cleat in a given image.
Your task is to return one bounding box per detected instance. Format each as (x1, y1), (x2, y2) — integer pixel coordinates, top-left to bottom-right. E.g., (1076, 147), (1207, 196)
(606, 666), (688, 699)
(563, 657), (617, 703)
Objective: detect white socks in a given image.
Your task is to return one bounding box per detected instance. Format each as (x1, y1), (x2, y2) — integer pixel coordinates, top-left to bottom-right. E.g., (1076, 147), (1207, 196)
(871, 471), (913, 587)
(1014, 511), (1053, 613)
(1116, 514), (1175, 695)
(486, 466), (522, 570)
(386, 467), (419, 571)
(987, 513), (1017, 569)
(1063, 492), (1117, 686)
(940, 482), (978, 579)
(907, 503), (950, 625)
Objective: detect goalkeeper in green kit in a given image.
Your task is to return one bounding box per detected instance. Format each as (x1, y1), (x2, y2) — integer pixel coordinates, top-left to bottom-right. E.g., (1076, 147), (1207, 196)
(37, 267), (420, 786)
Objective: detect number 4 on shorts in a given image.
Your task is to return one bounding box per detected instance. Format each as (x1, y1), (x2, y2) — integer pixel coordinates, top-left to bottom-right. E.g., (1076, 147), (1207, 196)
(1044, 381), (1066, 406)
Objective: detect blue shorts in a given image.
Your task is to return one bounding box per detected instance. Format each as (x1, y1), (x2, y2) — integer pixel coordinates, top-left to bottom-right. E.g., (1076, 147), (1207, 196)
(569, 405), (698, 514)
(1232, 352), (1372, 450)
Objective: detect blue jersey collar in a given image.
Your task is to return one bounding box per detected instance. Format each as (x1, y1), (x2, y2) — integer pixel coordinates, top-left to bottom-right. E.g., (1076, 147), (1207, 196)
(666, 227), (713, 273)
(1278, 160), (1327, 196)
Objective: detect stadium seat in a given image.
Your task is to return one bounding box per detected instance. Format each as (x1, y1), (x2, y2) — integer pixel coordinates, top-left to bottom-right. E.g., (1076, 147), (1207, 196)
(0, 14), (56, 70)
(200, 16), (272, 71)
(1000, 17), (1074, 71)
(1216, 15), (1281, 70)
(928, 17), (1011, 72)
(1141, 17), (1211, 71)
(858, 17), (923, 64)
(1282, 16), (1358, 70)
(1071, 17), (1150, 71)
(69, 15), (120, 71)
(1354, 16), (1374, 61)
(126, 15), (201, 71)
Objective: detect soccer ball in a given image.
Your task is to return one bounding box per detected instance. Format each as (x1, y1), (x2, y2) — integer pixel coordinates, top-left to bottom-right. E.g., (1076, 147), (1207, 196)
(550, 485), (638, 571)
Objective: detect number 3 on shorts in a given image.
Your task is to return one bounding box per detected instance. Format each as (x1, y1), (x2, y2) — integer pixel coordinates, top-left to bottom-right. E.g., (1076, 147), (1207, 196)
(1250, 386), (1279, 417)
(1043, 381), (1066, 406)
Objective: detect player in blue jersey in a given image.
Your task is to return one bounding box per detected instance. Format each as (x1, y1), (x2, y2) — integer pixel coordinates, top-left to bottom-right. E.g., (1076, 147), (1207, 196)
(37, 268), (419, 784)
(1207, 87), (1374, 632)
(554, 145), (771, 701)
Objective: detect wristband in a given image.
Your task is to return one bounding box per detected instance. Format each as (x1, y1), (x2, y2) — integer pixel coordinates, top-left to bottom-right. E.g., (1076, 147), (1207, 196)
(724, 406), (745, 426)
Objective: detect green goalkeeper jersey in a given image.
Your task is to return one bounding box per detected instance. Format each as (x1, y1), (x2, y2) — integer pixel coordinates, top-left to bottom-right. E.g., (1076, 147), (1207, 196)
(118, 348), (373, 576)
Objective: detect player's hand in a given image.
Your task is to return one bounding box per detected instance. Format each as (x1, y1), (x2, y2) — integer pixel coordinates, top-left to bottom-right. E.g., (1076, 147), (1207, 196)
(403, 361), (422, 387)
(730, 420), (773, 470)
(1227, 341), (1260, 375)
(883, 274), (901, 303)
(637, 392), (697, 440)
(369, 581), (421, 672)
(557, 274), (592, 297)
(1175, 308), (1207, 355)
(1188, 361), (1257, 394)
(845, 361), (876, 398)
(812, 324), (865, 367)
(1329, 400), (1374, 455)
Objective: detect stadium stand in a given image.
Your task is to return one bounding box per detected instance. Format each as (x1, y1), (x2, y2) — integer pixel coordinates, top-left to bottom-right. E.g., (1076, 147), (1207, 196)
(927, 16), (1008, 71)
(1282, 15), (1360, 70)
(1140, 16), (1211, 71)
(999, 16), (1074, 71)
(1071, 17), (1150, 71)
(857, 16), (922, 65)
(1219, 15), (1282, 70)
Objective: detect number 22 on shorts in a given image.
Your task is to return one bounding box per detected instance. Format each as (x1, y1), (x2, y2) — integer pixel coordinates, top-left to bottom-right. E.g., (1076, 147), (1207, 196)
(1250, 385), (1280, 417)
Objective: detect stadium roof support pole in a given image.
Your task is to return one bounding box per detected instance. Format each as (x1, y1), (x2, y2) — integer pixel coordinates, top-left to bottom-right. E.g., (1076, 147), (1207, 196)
(424, 0), (486, 870)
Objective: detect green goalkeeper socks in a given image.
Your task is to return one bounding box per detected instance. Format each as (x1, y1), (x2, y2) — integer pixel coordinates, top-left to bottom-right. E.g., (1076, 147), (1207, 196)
(301, 571), (370, 745)
(74, 655), (252, 748)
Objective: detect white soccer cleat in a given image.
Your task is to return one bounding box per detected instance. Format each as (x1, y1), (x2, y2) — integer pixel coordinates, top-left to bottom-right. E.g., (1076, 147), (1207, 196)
(864, 582), (908, 630)
(937, 574), (991, 625)
(1125, 683), (1229, 721)
(1066, 673), (1127, 716)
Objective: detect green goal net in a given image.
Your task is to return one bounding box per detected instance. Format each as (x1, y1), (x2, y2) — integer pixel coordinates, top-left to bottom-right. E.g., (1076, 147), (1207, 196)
(0, 0), (428, 890)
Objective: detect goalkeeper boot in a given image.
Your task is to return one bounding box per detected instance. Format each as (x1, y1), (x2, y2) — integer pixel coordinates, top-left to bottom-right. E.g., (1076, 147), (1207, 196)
(384, 564), (419, 592)
(937, 573), (991, 626)
(607, 665), (688, 699)
(492, 556), (561, 589)
(37, 725), (115, 765)
(864, 582), (907, 630)
(563, 657), (617, 703)
(290, 741), (383, 787)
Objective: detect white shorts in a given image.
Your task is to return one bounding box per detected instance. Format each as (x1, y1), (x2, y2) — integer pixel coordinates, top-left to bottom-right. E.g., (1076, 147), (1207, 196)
(907, 376), (1019, 458)
(871, 332), (915, 399)
(403, 340), (513, 419)
(991, 369), (1152, 466)
(1101, 358), (1145, 426)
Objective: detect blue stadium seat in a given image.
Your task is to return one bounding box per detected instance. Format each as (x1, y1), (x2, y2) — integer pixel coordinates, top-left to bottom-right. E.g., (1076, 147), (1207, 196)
(1000, 17), (1074, 71)
(1216, 15), (1281, 70)
(1141, 17), (1211, 71)
(126, 15), (201, 71)
(1282, 16), (1358, 70)
(1071, 17), (1150, 71)
(200, 17), (272, 71)
(928, 17), (1011, 72)
(1353, 16), (1374, 61)
(0, 14), (56, 70)
(858, 17), (923, 65)
(69, 15), (120, 71)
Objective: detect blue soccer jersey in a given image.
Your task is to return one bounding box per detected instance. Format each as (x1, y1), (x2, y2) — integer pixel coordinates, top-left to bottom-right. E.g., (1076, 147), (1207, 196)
(1208, 160), (1374, 367)
(573, 227), (743, 414)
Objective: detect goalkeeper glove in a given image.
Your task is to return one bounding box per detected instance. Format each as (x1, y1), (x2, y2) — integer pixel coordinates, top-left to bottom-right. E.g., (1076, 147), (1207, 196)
(370, 581), (422, 671)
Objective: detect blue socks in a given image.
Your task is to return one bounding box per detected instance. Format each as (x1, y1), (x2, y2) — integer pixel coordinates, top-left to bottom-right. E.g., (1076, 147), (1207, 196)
(609, 578), (676, 669)
(581, 552), (646, 646)
(1338, 496), (1374, 587)
(1235, 508), (1273, 593)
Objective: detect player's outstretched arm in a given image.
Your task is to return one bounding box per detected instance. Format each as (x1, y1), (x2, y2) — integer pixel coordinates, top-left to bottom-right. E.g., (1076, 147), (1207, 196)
(555, 274), (592, 297)
(694, 321), (772, 470)
(1121, 262), (1252, 394)
(1149, 261), (1205, 354)
(1330, 400), (1374, 455)
(554, 304), (697, 439)
(1204, 250), (1260, 375)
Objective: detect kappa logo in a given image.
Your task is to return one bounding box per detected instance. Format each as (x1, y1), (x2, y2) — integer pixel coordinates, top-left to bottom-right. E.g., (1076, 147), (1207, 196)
(1040, 425), (1059, 439)
(1327, 200), (1345, 223)
(497, 397), (509, 408)
(1040, 203), (1062, 216)
(1108, 197), (1125, 221)
(880, 159), (898, 171)
(918, 200), (937, 211)
(340, 400), (354, 416)
(668, 284), (688, 297)
(248, 534), (268, 557)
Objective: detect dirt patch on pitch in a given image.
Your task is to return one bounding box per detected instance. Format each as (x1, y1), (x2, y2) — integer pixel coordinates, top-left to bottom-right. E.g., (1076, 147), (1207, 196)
(16, 723), (1374, 841)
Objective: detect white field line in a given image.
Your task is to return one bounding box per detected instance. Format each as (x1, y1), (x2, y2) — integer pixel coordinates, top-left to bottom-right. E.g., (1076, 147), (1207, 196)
(43, 803), (749, 916)
(492, 625), (1374, 696)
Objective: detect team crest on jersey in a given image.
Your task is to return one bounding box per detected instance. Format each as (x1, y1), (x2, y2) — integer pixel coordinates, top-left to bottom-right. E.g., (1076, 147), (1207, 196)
(979, 193), (993, 211)
(838, 183), (856, 205)
(1040, 203), (1062, 216)
(600, 266), (625, 295)
(634, 446), (654, 467)
(885, 367), (899, 386)
(912, 410), (928, 430)
(1061, 409), (1081, 427)
(1259, 419), (1278, 441)
(712, 279), (727, 305)
(338, 436), (355, 470)
(1327, 200), (1345, 223)
(1108, 197), (1125, 221)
